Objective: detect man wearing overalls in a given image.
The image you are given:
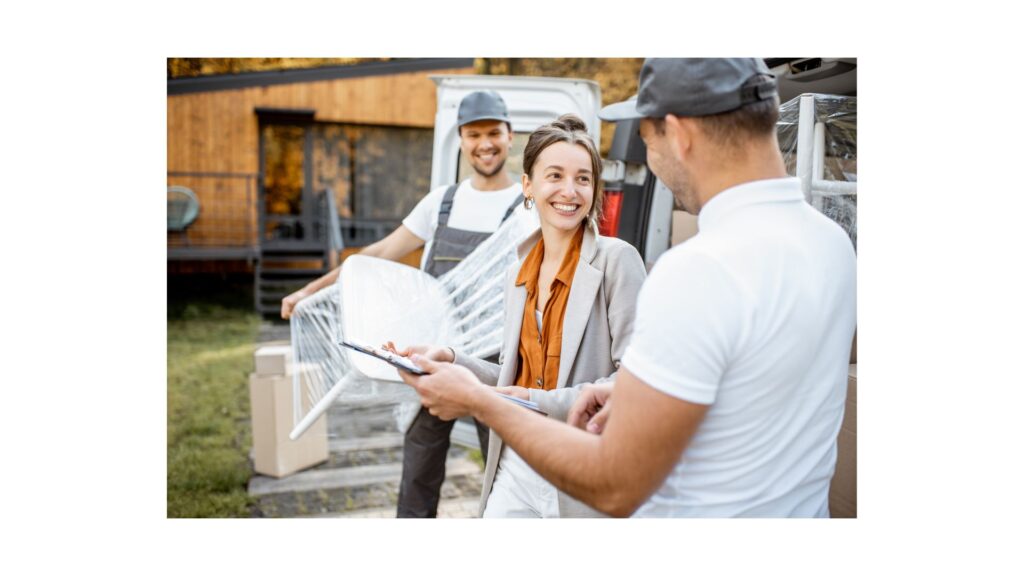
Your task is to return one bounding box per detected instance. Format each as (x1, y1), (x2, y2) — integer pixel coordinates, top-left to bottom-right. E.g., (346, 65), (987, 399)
(280, 91), (524, 517)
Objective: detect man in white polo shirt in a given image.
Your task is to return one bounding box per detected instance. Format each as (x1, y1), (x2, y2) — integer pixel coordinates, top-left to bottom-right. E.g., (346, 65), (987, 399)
(400, 58), (856, 517)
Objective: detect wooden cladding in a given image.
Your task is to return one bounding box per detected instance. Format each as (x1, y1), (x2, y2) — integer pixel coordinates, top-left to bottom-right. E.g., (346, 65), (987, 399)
(167, 64), (472, 253)
(167, 66), (472, 175)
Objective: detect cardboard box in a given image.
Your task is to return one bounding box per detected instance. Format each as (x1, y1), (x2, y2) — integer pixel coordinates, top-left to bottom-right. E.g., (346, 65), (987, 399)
(829, 364), (857, 518)
(254, 344), (292, 376)
(249, 367), (328, 478)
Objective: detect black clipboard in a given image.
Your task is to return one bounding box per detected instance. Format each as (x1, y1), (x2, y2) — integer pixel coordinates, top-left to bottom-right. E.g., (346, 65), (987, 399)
(340, 340), (428, 376)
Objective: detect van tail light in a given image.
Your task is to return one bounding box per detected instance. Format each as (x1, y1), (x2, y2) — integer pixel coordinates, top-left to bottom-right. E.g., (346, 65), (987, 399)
(599, 189), (623, 237)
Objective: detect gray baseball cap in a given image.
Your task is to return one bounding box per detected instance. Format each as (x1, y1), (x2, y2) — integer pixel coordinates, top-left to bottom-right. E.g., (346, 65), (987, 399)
(599, 58), (777, 121)
(458, 90), (511, 128)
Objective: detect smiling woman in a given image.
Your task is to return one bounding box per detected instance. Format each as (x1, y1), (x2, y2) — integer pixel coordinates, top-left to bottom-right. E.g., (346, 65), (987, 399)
(475, 115), (644, 517)
(397, 114), (648, 518)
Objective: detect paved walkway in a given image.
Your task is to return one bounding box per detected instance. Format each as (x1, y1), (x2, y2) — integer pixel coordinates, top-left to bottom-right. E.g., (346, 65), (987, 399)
(248, 322), (484, 518)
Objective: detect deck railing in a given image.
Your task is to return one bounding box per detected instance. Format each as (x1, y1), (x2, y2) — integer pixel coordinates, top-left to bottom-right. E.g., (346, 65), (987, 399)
(167, 172), (399, 259)
(167, 171), (259, 260)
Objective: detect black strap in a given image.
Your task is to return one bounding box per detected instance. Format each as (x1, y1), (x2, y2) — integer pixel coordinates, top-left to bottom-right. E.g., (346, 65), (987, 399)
(436, 184), (459, 228)
(501, 193), (524, 223)
(740, 75), (777, 104)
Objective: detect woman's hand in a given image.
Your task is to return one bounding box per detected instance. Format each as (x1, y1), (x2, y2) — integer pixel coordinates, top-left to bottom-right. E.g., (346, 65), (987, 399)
(494, 386), (531, 401)
(383, 341), (454, 363)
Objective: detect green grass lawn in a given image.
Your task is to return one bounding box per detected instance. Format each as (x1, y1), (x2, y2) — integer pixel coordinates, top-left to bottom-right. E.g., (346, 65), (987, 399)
(167, 298), (262, 517)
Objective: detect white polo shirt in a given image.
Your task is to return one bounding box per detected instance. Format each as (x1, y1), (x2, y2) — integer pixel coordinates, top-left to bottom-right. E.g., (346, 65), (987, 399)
(621, 177), (856, 517)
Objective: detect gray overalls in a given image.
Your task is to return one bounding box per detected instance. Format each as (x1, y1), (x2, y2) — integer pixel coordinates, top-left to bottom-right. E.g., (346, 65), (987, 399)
(397, 183), (522, 518)
(422, 184), (521, 277)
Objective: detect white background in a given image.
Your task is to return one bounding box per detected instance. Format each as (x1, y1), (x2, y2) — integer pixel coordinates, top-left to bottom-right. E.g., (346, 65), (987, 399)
(1, 1), (1021, 574)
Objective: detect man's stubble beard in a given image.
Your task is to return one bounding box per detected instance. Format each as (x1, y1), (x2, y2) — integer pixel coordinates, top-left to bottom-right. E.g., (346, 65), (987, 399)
(663, 164), (698, 214)
(472, 158), (507, 178)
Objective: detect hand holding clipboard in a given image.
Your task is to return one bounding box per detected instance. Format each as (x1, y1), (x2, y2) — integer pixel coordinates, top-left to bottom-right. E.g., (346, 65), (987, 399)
(341, 339), (547, 415)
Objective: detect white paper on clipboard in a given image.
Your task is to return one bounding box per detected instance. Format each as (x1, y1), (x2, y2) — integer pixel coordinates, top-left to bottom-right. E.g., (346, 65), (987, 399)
(497, 393), (547, 415)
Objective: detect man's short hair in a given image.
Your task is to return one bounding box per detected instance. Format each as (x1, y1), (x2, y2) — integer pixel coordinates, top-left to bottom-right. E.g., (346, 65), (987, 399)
(695, 78), (780, 149)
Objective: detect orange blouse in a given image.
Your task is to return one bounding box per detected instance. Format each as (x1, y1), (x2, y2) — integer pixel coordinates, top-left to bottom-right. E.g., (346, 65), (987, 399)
(513, 225), (585, 391)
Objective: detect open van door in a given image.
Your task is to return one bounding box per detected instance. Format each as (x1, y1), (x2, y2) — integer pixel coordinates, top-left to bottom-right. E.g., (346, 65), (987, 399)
(606, 58), (858, 270)
(429, 75), (602, 189)
(599, 116), (680, 269)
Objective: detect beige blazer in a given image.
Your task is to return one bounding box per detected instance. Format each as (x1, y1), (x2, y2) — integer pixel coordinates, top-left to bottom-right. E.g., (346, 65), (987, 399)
(455, 221), (647, 517)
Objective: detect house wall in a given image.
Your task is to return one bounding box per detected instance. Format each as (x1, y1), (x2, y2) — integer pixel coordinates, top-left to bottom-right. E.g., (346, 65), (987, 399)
(167, 65), (473, 249)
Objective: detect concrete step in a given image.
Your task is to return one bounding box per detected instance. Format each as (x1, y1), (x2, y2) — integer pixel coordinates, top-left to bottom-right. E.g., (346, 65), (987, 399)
(252, 476), (483, 518)
(244, 340), (483, 518)
(249, 456), (480, 497)
(322, 432), (407, 469)
(249, 460), (483, 518)
(326, 404), (402, 439)
(328, 432), (404, 453)
(328, 497), (481, 518)
(249, 433), (407, 471)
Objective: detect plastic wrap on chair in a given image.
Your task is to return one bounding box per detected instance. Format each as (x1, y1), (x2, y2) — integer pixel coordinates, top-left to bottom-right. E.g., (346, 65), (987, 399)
(777, 93), (857, 249)
(288, 209), (539, 438)
(438, 209), (538, 358)
(340, 255), (460, 381)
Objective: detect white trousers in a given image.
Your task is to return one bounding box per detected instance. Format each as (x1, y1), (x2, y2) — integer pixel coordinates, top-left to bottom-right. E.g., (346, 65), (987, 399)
(482, 444), (560, 518)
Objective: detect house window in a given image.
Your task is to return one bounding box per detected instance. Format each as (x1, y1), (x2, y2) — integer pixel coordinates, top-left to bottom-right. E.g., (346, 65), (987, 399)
(345, 125), (433, 220)
(260, 121), (433, 246)
(315, 123), (433, 246)
(262, 124), (307, 241)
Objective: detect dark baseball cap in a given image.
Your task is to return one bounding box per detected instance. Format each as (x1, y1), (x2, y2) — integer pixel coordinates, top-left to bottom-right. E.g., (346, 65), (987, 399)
(599, 58), (777, 121)
(458, 90), (511, 128)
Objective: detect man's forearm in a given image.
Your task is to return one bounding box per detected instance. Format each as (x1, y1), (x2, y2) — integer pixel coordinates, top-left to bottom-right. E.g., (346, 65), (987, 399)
(302, 266), (341, 295)
(358, 240), (388, 259)
(469, 387), (631, 516)
(405, 365), (697, 517)
(358, 225), (424, 262)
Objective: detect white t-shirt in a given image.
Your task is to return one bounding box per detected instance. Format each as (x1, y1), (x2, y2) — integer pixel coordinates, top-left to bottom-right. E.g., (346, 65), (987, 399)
(402, 179), (524, 270)
(621, 177), (857, 518)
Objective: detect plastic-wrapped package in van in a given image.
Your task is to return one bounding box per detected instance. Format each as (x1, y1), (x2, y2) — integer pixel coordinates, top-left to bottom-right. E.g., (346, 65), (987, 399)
(777, 94), (857, 249)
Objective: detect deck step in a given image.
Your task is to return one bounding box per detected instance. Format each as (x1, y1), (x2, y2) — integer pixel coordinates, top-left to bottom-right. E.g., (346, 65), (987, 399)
(258, 267), (331, 277)
(257, 278), (317, 289)
(254, 242), (332, 315)
(260, 251), (328, 261)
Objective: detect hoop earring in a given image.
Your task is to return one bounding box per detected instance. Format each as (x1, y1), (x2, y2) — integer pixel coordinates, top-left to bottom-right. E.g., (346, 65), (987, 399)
(523, 196), (535, 210)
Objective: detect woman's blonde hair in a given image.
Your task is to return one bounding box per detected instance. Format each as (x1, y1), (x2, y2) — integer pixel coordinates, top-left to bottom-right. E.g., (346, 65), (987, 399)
(522, 114), (603, 223)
